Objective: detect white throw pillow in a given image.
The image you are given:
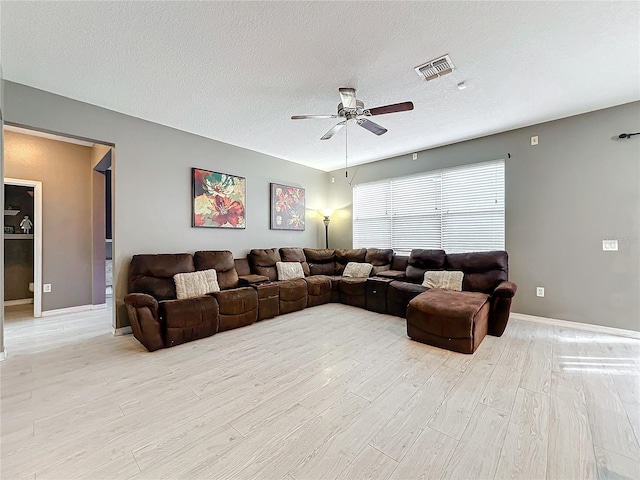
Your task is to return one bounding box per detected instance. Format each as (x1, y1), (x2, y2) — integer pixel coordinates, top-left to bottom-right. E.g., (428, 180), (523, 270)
(343, 262), (373, 278)
(174, 269), (220, 299)
(422, 270), (464, 291)
(276, 261), (305, 281)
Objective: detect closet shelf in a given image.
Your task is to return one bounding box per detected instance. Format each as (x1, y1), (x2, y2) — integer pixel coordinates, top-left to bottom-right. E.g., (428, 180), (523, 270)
(4, 234), (34, 240)
(4, 210), (20, 216)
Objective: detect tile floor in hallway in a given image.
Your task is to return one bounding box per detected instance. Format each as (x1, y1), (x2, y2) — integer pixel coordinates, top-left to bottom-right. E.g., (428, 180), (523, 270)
(1, 302), (639, 479)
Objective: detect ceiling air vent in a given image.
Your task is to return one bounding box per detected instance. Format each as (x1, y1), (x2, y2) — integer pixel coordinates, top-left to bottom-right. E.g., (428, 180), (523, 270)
(414, 55), (455, 81)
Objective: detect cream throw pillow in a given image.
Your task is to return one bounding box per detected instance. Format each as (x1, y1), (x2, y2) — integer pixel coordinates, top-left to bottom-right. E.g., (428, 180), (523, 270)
(276, 261), (305, 280)
(343, 262), (373, 278)
(422, 270), (464, 291)
(174, 269), (220, 299)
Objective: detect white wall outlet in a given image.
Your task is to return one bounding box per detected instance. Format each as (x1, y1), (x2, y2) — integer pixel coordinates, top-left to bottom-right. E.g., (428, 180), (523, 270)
(43, 284), (52, 293)
(536, 286), (545, 297)
(331, 177), (335, 183)
(531, 135), (539, 145)
(602, 240), (618, 251)
(412, 152), (418, 160)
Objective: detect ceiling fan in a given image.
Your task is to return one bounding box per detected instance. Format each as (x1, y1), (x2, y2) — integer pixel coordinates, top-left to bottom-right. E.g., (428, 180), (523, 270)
(291, 88), (414, 140)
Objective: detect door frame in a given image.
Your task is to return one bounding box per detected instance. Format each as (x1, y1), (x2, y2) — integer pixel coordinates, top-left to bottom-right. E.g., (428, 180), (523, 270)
(4, 177), (43, 317)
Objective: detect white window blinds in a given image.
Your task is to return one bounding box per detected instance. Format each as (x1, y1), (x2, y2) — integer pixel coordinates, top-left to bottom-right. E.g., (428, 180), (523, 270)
(353, 160), (505, 254)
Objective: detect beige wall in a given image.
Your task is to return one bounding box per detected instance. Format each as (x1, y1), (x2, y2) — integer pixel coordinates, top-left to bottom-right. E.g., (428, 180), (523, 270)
(4, 131), (93, 311)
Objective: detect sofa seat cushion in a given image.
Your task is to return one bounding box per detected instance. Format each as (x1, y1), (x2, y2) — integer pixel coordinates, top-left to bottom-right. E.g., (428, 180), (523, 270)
(407, 290), (489, 339)
(386, 281), (428, 317)
(339, 277), (367, 295)
(159, 296), (219, 348)
(304, 275), (331, 296)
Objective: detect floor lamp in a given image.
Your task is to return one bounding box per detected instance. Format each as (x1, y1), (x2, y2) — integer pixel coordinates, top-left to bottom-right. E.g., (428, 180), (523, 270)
(320, 209), (333, 248)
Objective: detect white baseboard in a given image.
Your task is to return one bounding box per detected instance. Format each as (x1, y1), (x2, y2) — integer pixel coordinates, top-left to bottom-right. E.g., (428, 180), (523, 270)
(91, 303), (108, 310)
(0, 349), (7, 361)
(510, 312), (640, 340)
(113, 326), (132, 336)
(4, 298), (34, 306)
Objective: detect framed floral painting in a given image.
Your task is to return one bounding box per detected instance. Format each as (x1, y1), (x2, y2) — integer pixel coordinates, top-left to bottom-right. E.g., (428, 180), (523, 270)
(192, 168), (246, 228)
(270, 183), (305, 231)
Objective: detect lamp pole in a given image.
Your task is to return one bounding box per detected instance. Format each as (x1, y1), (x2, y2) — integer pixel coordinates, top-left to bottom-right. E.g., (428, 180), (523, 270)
(323, 216), (330, 249)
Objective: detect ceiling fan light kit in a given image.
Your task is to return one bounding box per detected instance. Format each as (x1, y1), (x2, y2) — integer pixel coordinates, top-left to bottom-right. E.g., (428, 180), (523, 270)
(291, 87), (414, 140)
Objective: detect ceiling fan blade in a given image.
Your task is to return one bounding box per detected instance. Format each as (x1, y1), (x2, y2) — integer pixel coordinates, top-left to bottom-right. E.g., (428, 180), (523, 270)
(357, 118), (387, 136)
(291, 114), (339, 119)
(338, 88), (357, 109)
(321, 121), (346, 140)
(366, 101), (414, 116)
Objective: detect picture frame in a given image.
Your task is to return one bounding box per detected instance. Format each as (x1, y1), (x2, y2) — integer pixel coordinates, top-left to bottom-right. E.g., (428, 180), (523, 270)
(270, 183), (305, 231)
(192, 168), (246, 229)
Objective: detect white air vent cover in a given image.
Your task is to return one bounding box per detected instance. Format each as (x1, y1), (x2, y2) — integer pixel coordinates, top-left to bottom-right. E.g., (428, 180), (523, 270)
(415, 55), (455, 81)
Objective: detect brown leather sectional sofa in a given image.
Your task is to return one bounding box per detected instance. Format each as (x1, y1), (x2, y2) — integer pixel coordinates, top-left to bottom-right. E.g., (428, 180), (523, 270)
(124, 247), (516, 354)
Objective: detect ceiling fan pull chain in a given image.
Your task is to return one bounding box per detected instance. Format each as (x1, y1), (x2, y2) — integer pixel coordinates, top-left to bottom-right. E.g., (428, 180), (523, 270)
(345, 120), (349, 178)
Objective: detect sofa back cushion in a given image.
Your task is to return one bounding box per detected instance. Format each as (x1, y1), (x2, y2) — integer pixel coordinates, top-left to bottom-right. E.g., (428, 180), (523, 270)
(335, 248), (367, 275)
(445, 251), (508, 294)
(391, 255), (409, 271)
(365, 248), (394, 275)
(303, 248), (336, 276)
(279, 247), (310, 276)
(406, 249), (446, 283)
(248, 248), (282, 281)
(129, 253), (195, 301)
(193, 250), (239, 290)
(234, 257), (251, 276)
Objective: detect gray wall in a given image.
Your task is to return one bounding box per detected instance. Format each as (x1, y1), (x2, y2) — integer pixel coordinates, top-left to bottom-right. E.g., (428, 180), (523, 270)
(3, 81), (328, 328)
(328, 102), (640, 332)
(4, 130), (94, 311)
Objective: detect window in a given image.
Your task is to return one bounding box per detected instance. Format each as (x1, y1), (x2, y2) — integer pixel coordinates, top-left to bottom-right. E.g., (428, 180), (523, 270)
(353, 160), (505, 254)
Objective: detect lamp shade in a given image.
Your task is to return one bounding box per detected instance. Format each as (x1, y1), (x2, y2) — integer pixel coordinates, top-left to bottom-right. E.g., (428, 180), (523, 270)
(320, 209), (334, 218)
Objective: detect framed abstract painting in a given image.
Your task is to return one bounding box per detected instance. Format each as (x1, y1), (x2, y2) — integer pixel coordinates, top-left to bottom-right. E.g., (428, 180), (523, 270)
(192, 168), (246, 229)
(270, 183), (305, 231)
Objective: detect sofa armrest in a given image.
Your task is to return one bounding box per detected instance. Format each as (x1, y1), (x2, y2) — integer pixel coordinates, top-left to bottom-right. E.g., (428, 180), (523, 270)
(375, 270), (406, 280)
(124, 293), (164, 351)
(238, 274), (270, 286)
(492, 281), (518, 298)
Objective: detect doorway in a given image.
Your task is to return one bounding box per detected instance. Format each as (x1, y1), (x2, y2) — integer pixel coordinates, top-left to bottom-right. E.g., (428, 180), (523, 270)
(3, 178), (42, 317)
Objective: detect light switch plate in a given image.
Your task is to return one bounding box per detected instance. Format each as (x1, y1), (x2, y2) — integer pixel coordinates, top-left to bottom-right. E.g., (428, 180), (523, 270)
(536, 287), (544, 297)
(531, 135), (539, 145)
(602, 240), (618, 251)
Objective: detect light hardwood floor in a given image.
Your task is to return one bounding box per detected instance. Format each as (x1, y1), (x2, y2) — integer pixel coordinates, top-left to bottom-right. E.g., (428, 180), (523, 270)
(1, 303), (639, 480)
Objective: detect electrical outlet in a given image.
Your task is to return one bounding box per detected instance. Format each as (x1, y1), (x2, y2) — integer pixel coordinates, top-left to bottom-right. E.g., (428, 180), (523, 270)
(412, 152), (418, 160)
(43, 284), (52, 293)
(536, 287), (544, 297)
(531, 135), (539, 145)
(602, 240), (618, 251)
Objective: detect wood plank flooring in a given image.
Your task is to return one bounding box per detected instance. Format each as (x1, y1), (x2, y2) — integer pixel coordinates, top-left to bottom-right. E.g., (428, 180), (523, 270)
(1, 303), (639, 480)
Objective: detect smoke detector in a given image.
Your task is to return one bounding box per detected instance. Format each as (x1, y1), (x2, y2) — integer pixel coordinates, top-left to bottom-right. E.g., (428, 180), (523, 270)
(415, 55), (455, 81)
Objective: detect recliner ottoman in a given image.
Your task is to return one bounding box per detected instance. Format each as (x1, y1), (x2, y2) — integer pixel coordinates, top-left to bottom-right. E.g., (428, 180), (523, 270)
(406, 289), (490, 354)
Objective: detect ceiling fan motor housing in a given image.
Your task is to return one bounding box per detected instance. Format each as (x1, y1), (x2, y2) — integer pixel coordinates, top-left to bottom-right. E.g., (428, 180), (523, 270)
(338, 100), (365, 119)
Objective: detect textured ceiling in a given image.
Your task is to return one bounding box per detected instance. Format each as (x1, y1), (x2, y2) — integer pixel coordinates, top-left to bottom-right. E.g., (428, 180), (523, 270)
(2, 1), (639, 171)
